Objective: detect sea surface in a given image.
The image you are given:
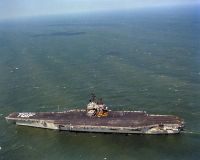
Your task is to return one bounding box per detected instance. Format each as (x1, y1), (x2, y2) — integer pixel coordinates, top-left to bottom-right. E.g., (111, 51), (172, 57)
(0, 5), (200, 160)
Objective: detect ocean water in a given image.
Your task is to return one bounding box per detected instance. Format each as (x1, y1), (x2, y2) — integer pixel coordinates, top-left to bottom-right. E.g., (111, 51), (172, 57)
(0, 5), (200, 160)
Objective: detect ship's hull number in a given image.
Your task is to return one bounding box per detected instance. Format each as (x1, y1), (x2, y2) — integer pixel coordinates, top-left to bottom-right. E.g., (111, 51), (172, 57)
(17, 112), (36, 118)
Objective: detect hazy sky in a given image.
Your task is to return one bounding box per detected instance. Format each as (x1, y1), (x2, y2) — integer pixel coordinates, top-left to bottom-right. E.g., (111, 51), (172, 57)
(0, 0), (199, 20)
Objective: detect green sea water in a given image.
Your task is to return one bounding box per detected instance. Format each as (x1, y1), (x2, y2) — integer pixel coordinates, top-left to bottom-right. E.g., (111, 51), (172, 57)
(0, 5), (200, 160)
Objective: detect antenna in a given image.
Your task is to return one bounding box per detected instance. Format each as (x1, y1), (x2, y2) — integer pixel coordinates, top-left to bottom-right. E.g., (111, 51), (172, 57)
(99, 98), (103, 104)
(91, 93), (96, 102)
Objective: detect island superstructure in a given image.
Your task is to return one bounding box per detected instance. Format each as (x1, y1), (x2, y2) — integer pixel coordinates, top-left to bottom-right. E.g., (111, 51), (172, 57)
(6, 94), (184, 134)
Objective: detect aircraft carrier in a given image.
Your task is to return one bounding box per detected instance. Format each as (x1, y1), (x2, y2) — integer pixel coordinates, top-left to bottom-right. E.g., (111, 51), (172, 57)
(6, 94), (184, 134)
